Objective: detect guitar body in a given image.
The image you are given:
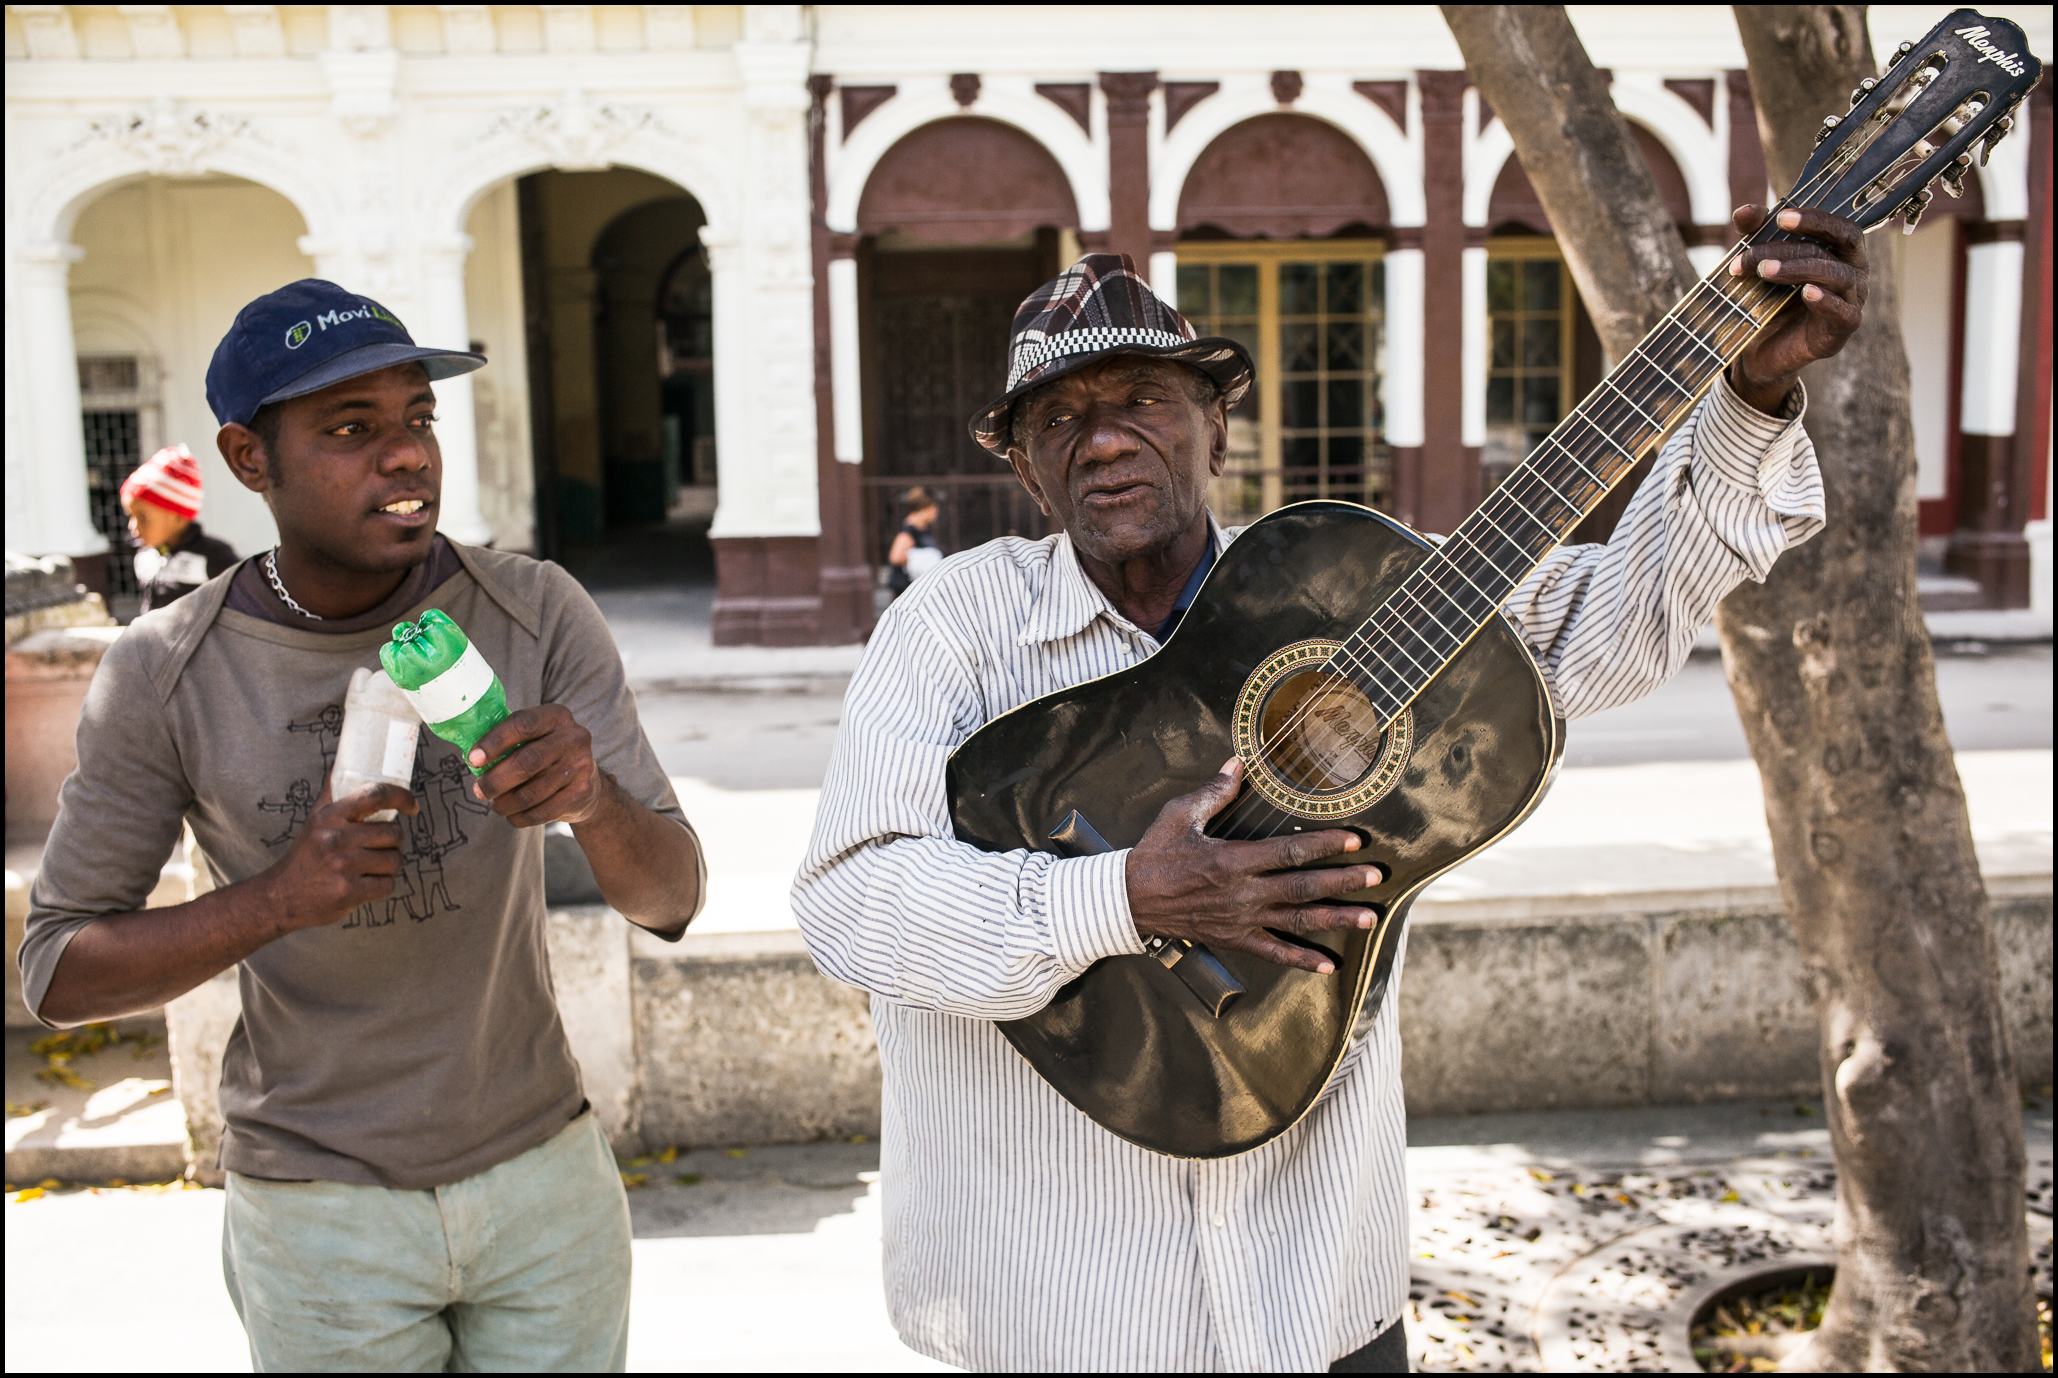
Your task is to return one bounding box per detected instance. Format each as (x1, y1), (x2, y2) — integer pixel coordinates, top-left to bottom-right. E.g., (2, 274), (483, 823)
(946, 502), (1564, 1158)
(944, 9), (2044, 1160)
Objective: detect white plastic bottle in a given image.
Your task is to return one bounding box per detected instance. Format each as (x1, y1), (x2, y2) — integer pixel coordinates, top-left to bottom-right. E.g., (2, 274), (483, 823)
(330, 666), (421, 821)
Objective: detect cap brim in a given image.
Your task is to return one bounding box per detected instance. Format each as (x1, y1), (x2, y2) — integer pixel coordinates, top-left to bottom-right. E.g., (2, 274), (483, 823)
(259, 342), (488, 409)
(968, 336), (1253, 457)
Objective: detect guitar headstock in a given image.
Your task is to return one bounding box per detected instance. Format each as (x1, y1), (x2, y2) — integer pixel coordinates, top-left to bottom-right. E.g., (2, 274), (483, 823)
(1789, 9), (2042, 235)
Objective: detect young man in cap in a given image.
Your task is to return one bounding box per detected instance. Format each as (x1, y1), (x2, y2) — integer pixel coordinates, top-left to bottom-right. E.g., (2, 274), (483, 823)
(120, 443), (238, 614)
(20, 279), (706, 1372)
(794, 208), (1867, 1371)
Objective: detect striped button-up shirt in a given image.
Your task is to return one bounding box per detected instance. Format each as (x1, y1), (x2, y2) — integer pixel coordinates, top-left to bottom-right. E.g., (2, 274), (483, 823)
(792, 377), (1821, 1372)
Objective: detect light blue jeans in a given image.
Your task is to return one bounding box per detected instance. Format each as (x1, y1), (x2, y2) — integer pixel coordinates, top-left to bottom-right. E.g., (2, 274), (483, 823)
(222, 1110), (631, 1372)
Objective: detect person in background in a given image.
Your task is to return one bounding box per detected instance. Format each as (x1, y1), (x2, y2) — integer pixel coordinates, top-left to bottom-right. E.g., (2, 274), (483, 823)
(885, 485), (943, 598)
(120, 443), (238, 615)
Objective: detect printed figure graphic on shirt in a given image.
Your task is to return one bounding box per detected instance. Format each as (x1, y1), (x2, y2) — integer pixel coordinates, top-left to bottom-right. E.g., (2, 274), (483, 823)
(257, 779), (317, 847)
(267, 706), (481, 931)
(426, 755), (491, 851)
(286, 705), (345, 778)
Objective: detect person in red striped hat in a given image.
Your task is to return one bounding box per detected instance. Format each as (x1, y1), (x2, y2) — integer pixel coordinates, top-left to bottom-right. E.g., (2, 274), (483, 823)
(121, 442), (238, 614)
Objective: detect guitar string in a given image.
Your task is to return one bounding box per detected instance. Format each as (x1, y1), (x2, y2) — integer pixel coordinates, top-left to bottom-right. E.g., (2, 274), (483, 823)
(1220, 106), (1904, 844)
(1207, 112), (1897, 845)
(1220, 209), (1837, 843)
(1217, 234), (1815, 838)
(1215, 100), (1911, 824)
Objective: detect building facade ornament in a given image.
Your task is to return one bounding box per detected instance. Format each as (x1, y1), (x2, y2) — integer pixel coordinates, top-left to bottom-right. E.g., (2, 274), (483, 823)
(481, 91), (670, 172)
(66, 97), (266, 178)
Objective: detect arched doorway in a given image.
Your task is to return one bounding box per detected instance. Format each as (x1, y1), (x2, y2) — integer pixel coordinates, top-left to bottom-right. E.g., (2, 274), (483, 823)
(68, 175), (312, 615)
(1173, 114), (1392, 525)
(854, 116), (1080, 582)
(466, 167), (713, 588)
(1482, 125), (1693, 539)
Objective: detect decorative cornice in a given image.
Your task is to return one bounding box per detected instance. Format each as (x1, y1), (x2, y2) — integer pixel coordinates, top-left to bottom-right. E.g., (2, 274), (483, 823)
(64, 97), (267, 176)
(1099, 71), (1159, 119)
(480, 90), (669, 171)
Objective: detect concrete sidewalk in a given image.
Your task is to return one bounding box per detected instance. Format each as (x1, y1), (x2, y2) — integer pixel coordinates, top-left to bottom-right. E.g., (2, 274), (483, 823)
(12, 748), (2043, 1185)
(6, 1097), (2049, 1372)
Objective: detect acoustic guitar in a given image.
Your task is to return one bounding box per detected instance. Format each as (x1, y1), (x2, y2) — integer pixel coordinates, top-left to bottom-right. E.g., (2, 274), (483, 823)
(946, 9), (2041, 1160)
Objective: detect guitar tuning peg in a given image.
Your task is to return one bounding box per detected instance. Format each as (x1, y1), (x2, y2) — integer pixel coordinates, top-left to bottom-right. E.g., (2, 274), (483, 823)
(1979, 115), (2013, 167)
(1894, 40), (1916, 57)
(1941, 153), (1972, 198)
(1901, 188), (1932, 235)
(1849, 77), (1878, 109)
(1816, 113), (1842, 145)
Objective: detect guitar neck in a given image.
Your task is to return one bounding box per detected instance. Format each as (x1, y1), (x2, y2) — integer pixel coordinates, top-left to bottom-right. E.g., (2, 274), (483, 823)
(1330, 259), (1794, 721)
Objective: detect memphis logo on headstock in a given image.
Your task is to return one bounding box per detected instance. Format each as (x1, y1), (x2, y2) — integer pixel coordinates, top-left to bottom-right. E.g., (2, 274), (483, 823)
(1954, 24), (2030, 77)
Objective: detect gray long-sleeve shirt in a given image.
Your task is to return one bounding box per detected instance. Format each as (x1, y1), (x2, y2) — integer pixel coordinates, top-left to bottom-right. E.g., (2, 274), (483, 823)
(21, 542), (693, 1189)
(790, 376), (1822, 1371)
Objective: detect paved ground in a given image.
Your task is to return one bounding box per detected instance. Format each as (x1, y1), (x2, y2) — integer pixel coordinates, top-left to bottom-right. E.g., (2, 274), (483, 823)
(7, 1097), (2049, 1372)
(629, 642), (2054, 787)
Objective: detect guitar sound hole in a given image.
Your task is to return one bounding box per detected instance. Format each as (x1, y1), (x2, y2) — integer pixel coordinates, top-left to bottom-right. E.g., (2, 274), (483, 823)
(1256, 668), (1386, 795)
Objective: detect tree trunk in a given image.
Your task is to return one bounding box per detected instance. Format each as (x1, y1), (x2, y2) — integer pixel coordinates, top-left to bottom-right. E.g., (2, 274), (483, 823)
(1442, 6), (2037, 1370)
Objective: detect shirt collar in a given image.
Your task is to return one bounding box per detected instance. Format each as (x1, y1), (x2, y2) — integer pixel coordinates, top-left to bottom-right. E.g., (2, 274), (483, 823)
(1018, 513), (1229, 647)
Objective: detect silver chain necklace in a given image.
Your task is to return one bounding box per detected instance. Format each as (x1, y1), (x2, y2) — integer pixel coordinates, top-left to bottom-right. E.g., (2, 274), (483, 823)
(263, 548), (326, 622)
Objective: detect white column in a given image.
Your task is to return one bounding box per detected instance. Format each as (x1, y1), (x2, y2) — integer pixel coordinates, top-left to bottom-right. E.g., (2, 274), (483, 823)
(701, 229), (753, 538)
(1460, 245), (1488, 449)
(1381, 247), (1425, 449)
(1960, 240), (2023, 437)
(12, 243), (107, 558)
(829, 255), (863, 465)
(419, 234), (492, 545)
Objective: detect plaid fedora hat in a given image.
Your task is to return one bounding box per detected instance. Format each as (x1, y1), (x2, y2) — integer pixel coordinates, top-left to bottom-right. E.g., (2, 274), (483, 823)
(968, 253), (1253, 456)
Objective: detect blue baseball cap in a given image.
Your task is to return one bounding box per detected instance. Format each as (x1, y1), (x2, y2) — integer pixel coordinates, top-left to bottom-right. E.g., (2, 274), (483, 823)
(205, 279), (486, 428)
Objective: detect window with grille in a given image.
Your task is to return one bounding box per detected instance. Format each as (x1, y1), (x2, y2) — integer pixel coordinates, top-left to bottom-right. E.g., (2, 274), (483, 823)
(77, 354), (159, 603)
(1483, 246), (1575, 496)
(1177, 244), (1389, 528)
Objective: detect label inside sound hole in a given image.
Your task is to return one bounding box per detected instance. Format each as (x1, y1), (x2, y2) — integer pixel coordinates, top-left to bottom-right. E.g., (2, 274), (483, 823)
(1232, 639), (1413, 819)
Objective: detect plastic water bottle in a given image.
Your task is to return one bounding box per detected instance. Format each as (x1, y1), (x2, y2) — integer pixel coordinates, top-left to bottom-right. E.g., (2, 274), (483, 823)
(330, 666), (420, 821)
(380, 609), (510, 776)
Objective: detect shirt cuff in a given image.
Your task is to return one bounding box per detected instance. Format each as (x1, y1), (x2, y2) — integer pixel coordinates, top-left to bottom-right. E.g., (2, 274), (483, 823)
(1047, 848), (1145, 971)
(1696, 373), (1808, 493)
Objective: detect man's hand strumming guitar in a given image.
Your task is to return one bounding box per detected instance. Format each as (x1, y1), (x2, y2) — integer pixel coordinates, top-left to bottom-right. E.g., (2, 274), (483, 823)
(1125, 757), (1386, 975)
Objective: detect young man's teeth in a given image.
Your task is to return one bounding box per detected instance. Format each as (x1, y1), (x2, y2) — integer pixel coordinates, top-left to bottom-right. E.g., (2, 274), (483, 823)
(382, 500), (424, 515)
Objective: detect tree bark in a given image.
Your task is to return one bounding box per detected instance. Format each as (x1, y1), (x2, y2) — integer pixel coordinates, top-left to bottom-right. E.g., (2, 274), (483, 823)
(1442, 6), (2036, 1370)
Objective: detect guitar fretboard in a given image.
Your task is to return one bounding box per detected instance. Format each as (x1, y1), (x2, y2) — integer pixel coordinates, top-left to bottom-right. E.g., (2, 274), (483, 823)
(1329, 264), (1797, 720)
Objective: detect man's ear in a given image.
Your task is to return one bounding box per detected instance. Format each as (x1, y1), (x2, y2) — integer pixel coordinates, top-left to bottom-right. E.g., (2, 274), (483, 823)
(1205, 398), (1230, 479)
(1007, 446), (1055, 518)
(217, 423), (271, 495)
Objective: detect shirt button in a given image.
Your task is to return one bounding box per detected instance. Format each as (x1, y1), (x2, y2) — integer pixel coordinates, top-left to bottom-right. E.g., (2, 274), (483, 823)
(1212, 1213), (1227, 1229)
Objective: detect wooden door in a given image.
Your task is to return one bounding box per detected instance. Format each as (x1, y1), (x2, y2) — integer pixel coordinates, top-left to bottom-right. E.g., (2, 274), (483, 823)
(861, 245), (1053, 569)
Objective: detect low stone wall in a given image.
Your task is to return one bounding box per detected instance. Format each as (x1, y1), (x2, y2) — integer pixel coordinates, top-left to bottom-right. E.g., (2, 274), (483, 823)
(156, 880), (2054, 1172)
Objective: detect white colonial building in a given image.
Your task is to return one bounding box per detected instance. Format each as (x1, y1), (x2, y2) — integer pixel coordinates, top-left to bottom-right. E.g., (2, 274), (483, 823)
(5, 4), (2051, 641)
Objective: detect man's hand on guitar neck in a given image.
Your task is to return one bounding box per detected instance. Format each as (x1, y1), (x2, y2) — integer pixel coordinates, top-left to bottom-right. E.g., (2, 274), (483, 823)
(1725, 204), (1869, 413)
(1125, 757), (1386, 975)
